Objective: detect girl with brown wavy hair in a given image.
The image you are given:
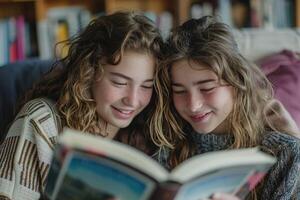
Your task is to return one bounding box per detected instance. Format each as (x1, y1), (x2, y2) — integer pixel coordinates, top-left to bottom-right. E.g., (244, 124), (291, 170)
(0, 11), (170, 200)
(155, 16), (300, 199)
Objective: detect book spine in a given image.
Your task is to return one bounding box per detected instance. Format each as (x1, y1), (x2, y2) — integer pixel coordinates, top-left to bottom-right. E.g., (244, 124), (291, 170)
(148, 182), (180, 200)
(296, 0), (300, 27)
(0, 19), (6, 66)
(8, 17), (17, 62)
(16, 15), (26, 61)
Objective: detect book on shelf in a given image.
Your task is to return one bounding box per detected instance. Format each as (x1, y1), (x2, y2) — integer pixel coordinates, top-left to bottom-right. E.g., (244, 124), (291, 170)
(0, 15), (33, 66)
(37, 6), (91, 59)
(45, 128), (276, 200)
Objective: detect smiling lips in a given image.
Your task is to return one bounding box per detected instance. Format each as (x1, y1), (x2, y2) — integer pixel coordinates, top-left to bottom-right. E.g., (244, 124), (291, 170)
(112, 106), (135, 119)
(190, 111), (212, 122)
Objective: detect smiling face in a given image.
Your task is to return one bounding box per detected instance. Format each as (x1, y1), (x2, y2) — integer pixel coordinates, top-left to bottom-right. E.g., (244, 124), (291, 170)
(92, 51), (155, 135)
(171, 59), (234, 134)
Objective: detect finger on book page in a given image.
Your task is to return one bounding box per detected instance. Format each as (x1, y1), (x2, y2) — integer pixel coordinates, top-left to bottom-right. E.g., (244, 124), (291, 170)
(210, 192), (241, 200)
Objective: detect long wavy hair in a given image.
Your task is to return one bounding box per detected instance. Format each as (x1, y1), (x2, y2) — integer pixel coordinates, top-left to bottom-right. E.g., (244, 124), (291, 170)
(155, 16), (275, 167)
(24, 11), (170, 154)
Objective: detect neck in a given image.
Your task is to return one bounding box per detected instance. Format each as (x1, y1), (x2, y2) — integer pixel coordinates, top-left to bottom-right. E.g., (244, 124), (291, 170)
(211, 119), (229, 135)
(98, 120), (119, 139)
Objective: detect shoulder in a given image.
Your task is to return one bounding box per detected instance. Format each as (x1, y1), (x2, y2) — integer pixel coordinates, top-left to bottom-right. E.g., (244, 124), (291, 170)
(18, 98), (57, 117)
(16, 98), (60, 125)
(261, 131), (300, 159)
(261, 131), (300, 148)
(258, 132), (300, 198)
(9, 98), (62, 139)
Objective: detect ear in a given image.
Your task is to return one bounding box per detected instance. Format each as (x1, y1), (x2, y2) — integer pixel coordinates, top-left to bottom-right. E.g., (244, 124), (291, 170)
(264, 99), (300, 138)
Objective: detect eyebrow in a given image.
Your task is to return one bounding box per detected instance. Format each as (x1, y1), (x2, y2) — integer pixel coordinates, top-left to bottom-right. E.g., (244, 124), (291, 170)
(110, 72), (154, 82)
(172, 79), (216, 87)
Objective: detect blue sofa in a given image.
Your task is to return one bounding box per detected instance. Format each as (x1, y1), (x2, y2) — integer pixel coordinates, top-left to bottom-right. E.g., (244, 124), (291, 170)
(0, 59), (53, 143)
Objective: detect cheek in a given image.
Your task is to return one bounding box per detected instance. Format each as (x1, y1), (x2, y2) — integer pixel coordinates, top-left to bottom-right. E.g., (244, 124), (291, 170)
(93, 81), (121, 105)
(204, 93), (219, 104)
(102, 90), (122, 104)
(207, 88), (234, 111)
(140, 90), (153, 106)
(173, 95), (185, 111)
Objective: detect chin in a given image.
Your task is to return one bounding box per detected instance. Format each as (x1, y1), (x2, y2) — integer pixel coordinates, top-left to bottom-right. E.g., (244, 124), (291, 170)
(114, 120), (132, 128)
(193, 126), (216, 134)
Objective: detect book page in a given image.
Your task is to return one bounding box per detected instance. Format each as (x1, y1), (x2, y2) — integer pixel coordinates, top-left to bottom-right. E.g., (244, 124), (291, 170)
(59, 128), (169, 182)
(170, 147), (275, 183)
(174, 164), (270, 200)
(50, 151), (157, 200)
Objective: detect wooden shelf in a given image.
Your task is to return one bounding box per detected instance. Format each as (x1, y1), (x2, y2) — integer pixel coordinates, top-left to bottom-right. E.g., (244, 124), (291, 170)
(0, 0), (188, 23)
(34, 0), (104, 20)
(0, 1), (35, 19)
(1, 0), (299, 65)
(176, 0), (191, 25)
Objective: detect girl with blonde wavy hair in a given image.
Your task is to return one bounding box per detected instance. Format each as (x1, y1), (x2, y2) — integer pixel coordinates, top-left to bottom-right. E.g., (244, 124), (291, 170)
(155, 16), (300, 199)
(0, 11), (168, 200)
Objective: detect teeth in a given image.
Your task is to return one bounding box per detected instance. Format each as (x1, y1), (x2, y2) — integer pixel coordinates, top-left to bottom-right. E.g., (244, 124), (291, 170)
(117, 108), (133, 114)
(120, 110), (132, 114)
(192, 112), (209, 118)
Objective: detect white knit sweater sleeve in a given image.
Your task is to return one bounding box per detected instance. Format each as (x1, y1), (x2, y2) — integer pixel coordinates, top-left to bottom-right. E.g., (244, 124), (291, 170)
(0, 98), (60, 200)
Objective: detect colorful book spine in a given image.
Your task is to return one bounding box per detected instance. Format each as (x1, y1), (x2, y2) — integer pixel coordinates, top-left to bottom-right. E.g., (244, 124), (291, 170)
(16, 15), (25, 61)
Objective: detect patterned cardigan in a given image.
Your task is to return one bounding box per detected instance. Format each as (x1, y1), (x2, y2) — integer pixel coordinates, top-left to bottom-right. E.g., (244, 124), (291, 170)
(0, 98), (61, 200)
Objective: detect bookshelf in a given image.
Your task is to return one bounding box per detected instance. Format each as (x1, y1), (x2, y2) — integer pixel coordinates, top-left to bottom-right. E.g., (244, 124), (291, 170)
(0, 0), (180, 65)
(296, 0), (300, 27)
(185, 0), (300, 29)
(0, 1), (36, 66)
(0, 0), (300, 66)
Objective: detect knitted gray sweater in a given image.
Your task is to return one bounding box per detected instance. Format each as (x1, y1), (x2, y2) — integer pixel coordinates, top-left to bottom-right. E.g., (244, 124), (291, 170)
(155, 132), (300, 200)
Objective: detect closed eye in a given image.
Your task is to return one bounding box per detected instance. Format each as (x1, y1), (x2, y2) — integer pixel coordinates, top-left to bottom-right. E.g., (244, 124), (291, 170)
(200, 87), (216, 92)
(111, 80), (127, 86)
(173, 90), (187, 94)
(141, 85), (153, 89)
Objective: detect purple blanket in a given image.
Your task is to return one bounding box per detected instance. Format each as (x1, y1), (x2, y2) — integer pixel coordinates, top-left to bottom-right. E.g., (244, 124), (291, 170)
(259, 50), (300, 127)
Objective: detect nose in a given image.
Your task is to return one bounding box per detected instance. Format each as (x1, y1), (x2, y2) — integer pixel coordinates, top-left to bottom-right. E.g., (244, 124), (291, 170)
(188, 92), (204, 113)
(122, 87), (139, 107)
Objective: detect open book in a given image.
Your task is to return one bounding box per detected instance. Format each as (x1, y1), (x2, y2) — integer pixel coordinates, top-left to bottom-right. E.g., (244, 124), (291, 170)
(45, 128), (276, 200)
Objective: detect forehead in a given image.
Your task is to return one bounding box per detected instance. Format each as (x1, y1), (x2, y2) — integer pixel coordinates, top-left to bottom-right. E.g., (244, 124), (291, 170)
(104, 50), (155, 76)
(171, 59), (217, 81)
